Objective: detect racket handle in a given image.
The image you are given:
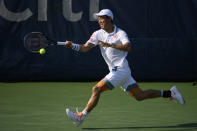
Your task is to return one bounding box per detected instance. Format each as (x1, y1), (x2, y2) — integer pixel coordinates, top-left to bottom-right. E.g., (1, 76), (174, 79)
(57, 41), (65, 45)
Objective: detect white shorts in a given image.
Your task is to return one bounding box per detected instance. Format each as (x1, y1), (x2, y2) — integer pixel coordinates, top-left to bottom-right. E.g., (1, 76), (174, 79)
(102, 67), (138, 94)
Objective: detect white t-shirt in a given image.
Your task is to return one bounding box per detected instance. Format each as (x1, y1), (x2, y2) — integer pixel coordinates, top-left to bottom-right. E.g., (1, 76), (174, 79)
(87, 25), (130, 71)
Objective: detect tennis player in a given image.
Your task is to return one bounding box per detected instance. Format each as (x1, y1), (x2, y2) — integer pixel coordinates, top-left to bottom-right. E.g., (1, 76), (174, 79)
(65, 9), (185, 126)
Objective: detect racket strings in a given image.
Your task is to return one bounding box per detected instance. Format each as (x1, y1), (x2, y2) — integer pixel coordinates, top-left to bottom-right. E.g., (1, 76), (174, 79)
(25, 33), (47, 52)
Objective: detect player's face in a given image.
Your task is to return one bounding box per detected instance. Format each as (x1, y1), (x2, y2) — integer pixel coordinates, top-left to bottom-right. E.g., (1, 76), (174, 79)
(98, 16), (112, 30)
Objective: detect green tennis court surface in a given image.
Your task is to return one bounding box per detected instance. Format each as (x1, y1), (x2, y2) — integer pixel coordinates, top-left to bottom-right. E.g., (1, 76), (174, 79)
(0, 82), (197, 131)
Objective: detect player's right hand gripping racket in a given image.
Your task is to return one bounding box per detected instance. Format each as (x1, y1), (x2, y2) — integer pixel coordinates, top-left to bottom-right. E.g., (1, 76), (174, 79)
(24, 32), (65, 53)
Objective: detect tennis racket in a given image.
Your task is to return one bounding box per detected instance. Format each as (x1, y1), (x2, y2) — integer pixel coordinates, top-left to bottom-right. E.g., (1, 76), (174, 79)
(24, 32), (65, 53)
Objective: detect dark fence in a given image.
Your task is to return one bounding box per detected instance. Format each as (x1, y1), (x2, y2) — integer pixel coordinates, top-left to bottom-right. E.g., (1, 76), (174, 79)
(0, 0), (196, 81)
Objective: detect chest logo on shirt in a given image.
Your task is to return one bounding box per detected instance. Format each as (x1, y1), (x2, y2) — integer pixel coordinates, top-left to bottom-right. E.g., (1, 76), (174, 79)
(113, 34), (118, 38)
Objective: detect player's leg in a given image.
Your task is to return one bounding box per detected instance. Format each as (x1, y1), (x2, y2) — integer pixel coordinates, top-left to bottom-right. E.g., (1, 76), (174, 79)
(129, 86), (162, 101)
(131, 86), (185, 104)
(66, 79), (113, 126)
(85, 80), (111, 112)
(124, 78), (185, 104)
(85, 67), (132, 113)
(84, 69), (124, 113)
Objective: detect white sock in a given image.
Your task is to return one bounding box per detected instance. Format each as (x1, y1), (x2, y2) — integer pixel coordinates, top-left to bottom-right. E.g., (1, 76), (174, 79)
(82, 109), (88, 116)
(160, 90), (164, 97)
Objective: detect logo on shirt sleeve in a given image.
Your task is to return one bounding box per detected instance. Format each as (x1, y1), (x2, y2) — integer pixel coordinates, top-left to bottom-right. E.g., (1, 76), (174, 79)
(89, 34), (95, 41)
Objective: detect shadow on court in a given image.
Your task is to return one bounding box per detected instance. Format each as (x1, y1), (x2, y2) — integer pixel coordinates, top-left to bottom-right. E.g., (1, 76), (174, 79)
(82, 123), (197, 130)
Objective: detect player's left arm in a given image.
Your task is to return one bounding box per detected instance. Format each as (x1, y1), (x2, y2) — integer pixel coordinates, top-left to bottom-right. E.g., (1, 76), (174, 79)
(98, 41), (131, 52)
(98, 30), (131, 52)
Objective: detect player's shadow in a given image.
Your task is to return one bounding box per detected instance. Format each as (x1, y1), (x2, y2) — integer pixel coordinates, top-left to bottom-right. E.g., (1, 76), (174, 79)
(82, 123), (197, 130)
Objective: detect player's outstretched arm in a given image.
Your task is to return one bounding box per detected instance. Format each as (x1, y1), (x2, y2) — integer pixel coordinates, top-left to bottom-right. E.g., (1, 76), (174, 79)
(65, 41), (95, 52)
(79, 42), (95, 52)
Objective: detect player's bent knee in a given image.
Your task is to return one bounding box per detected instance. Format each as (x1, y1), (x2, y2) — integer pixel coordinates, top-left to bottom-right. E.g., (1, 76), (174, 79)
(134, 94), (144, 101)
(92, 85), (105, 96)
(92, 86), (101, 94)
(131, 87), (145, 101)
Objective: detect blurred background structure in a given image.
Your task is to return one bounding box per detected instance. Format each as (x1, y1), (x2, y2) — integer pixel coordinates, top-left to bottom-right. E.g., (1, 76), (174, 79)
(0, 0), (197, 81)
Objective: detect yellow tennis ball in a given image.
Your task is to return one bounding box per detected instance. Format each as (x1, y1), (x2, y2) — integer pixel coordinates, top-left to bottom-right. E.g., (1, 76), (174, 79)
(39, 48), (46, 55)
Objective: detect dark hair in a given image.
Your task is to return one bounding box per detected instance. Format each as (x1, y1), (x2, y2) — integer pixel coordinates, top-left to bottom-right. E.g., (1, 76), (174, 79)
(105, 15), (113, 23)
